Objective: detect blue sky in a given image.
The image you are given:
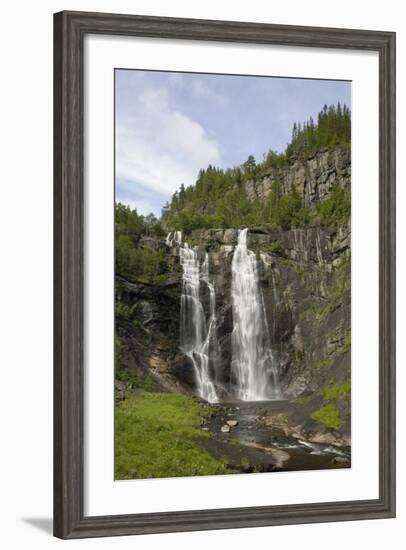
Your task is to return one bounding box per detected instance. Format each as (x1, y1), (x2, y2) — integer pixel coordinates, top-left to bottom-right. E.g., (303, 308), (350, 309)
(115, 69), (351, 217)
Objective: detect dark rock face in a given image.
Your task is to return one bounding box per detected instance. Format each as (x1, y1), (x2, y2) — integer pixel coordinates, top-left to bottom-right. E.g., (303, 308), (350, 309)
(258, 224), (350, 396)
(187, 223), (350, 397)
(116, 149), (350, 401)
(115, 275), (194, 393)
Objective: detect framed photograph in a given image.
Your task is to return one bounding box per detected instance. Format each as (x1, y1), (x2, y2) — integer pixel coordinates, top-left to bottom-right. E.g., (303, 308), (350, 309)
(54, 10), (396, 539)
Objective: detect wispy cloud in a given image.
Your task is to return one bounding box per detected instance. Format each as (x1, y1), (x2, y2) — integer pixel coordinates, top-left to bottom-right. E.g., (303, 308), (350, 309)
(116, 86), (221, 212)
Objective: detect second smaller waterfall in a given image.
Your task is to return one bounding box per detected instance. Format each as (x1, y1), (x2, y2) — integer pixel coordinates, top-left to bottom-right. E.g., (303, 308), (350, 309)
(179, 243), (218, 403)
(166, 231), (182, 247)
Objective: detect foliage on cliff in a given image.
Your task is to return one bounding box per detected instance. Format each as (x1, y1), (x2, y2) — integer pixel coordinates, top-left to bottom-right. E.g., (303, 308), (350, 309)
(161, 177), (350, 233)
(115, 203), (169, 283)
(160, 103), (351, 232)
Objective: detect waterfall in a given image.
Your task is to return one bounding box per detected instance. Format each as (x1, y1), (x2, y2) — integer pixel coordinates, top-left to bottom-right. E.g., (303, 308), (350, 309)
(166, 231), (182, 247)
(201, 253), (220, 384)
(231, 228), (280, 401)
(168, 229), (280, 403)
(179, 242), (218, 403)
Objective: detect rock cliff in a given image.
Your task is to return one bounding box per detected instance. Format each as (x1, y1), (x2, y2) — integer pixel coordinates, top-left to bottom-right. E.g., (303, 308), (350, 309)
(244, 147), (350, 207)
(115, 148), (351, 408)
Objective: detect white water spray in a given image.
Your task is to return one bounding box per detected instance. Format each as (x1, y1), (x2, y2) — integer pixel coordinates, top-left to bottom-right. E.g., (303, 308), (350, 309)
(231, 228), (280, 400)
(178, 240), (218, 403)
(166, 231), (182, 247)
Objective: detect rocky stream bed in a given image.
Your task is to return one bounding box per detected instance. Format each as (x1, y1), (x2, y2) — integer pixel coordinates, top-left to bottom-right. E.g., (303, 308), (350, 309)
(197, 399), (351, 473)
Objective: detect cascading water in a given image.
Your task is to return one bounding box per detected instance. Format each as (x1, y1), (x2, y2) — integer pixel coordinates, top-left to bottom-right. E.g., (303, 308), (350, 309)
(201, 253), (220, 384)
(231, 228), (280, 401)
(166, 231), (182, 247)
(167, 228), (280, 403)
(178, 240), (218, 403)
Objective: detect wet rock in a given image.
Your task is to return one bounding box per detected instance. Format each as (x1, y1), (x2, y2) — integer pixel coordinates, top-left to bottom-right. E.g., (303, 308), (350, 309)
(308, 431), (340, 446)
(226, 420), (238, 427)
(115, 380), (127, 392)
(223, 229), (238, 244)
(331, 456), (350, 465)
(269, 449), (291, 468)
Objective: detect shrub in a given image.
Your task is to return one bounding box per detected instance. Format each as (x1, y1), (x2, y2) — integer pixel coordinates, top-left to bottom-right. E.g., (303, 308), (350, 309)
(315, 186), (351, 226)
(310, 404), (345, 430)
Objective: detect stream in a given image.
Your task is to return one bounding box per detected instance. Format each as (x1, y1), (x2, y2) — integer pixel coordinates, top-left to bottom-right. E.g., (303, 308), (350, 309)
(199, 399), (351, 473)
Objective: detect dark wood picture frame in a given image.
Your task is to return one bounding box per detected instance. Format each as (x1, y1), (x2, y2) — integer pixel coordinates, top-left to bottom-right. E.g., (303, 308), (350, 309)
(54, 10), (396, 539)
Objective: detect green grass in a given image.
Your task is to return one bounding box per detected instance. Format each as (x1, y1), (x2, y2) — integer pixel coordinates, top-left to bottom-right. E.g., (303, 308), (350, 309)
(310, 403), (345, 431)
(115, 392), (232, 480)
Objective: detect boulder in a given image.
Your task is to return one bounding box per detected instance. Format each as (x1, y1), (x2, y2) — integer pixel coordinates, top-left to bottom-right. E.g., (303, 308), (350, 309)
(226, 420), (238, 427)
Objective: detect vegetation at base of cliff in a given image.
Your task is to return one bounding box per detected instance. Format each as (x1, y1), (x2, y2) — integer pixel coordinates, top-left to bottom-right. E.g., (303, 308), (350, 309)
(116, 366), (154, 391)
(295, 382), (351, 407)
(297, 382), (350, 431)
(310, 403), (345, 431)
(160, 103), (350, 232)
(115, 393), (233, 479)
(115, 333), (154, 390)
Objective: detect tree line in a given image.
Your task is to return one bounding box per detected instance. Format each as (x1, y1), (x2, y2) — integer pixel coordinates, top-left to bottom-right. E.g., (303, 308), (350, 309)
(116, 103), (351, 262)
(160, 103), (350, 232)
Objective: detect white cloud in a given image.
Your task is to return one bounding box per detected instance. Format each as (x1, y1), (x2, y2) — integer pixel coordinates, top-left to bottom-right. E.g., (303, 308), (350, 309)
(116, 87), (221, 198)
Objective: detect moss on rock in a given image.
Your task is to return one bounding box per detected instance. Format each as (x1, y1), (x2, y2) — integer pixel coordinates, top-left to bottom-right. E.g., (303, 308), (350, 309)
(310, 403), (345, 430)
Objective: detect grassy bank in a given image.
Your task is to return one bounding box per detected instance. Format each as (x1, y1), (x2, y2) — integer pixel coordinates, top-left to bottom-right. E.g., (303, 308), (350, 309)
(115, 392), (232, 480)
